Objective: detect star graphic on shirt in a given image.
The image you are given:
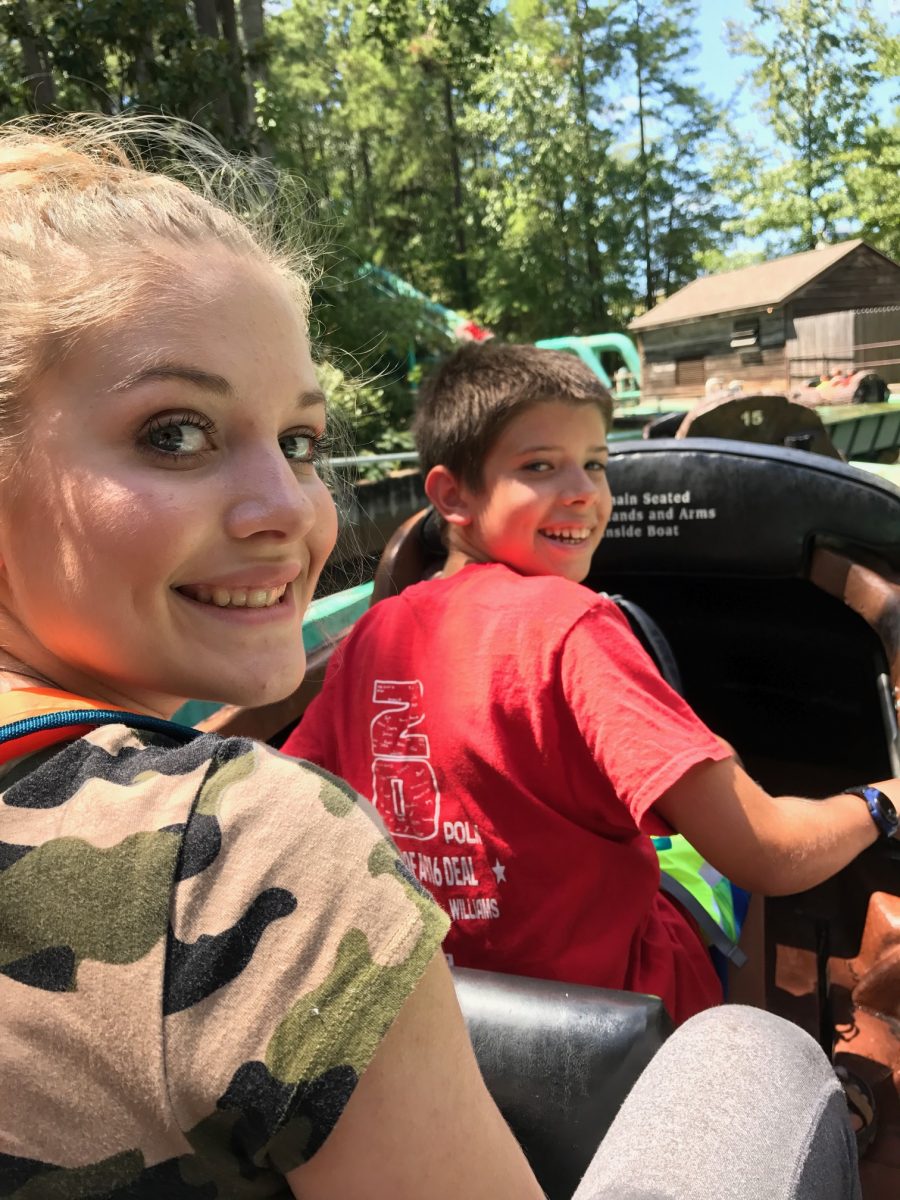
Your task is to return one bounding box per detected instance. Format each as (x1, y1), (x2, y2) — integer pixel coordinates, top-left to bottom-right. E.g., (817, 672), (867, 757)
(491, 859), (507, 884)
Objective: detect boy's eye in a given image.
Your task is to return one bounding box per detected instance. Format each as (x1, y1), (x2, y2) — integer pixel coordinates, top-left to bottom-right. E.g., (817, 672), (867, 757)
(280, 431), (323, 463)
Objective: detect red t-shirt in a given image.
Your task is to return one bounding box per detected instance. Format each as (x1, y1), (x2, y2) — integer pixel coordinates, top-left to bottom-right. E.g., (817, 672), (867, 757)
(285, 563), (729, 1024)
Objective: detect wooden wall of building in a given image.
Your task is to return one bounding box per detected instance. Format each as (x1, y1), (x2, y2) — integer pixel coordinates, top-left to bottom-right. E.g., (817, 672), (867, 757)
(636, 243), (900, 396)
(788, 246), (900, 317)
(855, 307), (900, 384)
(641, 309), (787, 396)
(641, 309), (786, 362)
(784, 311), (855, 384)
(784, 307), (900, 385)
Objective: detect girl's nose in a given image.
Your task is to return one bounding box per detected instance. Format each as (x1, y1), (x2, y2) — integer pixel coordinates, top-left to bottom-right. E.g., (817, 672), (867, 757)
(224, 448), (316, 542)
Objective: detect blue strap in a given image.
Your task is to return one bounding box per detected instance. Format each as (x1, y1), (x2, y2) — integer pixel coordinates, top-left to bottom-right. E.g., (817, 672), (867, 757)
(0, 709), (203, 746)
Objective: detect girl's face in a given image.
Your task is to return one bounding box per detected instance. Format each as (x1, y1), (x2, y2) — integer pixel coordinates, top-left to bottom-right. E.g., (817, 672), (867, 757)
(0, 251), (338, 717)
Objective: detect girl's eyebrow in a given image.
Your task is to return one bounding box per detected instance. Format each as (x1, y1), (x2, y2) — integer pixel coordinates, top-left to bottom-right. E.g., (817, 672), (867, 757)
(109, 363), (326, 408)
(110, 364), (232, 395)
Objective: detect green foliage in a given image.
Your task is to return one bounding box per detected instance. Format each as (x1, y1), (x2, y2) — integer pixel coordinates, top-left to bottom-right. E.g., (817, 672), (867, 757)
(1, 0), (898, 463)
(846, 113), (900, 264)
(721, 0), (895, 253)
(316, 360), (417, 482)
(0, 0), (265, 150)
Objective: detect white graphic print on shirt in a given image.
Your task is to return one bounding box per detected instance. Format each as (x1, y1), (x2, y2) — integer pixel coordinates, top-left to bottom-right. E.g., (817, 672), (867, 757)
(370, 679), (502, 920)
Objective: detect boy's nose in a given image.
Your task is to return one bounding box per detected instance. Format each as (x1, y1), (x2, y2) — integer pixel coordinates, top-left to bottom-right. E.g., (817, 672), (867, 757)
(561, 467), (598, 502)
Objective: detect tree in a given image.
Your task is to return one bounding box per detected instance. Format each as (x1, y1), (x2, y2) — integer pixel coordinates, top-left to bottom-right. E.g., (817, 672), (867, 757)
(614, 0), (730, 308)
(723, 0), (890, 252)
(0, 0), (271, 151)
(846, 114), (900, 263)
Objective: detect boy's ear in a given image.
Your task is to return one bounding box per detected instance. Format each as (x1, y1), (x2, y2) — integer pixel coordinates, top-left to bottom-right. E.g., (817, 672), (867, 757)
(424, 465), (474, 526)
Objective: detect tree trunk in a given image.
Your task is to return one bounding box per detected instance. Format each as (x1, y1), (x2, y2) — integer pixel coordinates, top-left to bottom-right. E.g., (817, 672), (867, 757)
(216, 0), (249, 142)
(190, 1), (235, 137)
(193, 0), (220, 39)
(239, 0), (271, 155)
(572, 3), (607, 326)
(555, 188), (576, 329)
(442, 74), (472, 310)
(799, 28), (817, 250)
(360, 133), (376, 233)
(634, 0), (655, 309)
(11, 0), (56, 111)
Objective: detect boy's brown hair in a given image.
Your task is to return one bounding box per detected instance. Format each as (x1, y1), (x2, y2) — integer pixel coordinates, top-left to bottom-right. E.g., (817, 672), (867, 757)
(413, 342), (614, 489)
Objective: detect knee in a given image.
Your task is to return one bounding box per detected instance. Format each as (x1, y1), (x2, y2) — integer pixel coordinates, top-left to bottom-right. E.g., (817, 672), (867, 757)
(674, 1005), (837, 1088)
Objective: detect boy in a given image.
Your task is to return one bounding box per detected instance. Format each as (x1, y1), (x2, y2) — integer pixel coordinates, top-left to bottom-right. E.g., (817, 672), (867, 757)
(285, 342), (898, 1025)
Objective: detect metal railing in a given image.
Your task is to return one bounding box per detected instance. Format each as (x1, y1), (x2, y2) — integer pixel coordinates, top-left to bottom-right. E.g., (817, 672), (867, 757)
(328, 451), (421, 469)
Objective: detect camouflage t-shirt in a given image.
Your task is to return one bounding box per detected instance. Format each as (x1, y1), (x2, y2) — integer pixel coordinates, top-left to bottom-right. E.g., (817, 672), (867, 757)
(0, 725), (449, 1197)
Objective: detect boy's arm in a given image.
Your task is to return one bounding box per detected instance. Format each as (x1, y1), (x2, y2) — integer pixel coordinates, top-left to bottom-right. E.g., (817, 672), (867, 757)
(655, 756), (894, 895)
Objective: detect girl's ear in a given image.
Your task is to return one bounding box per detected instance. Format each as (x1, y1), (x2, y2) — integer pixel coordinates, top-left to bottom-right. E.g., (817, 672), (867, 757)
(424, 465), (474, 526)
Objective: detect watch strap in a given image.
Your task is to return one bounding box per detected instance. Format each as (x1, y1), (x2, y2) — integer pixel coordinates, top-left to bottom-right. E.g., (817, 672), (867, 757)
(843, 785), (899, 839)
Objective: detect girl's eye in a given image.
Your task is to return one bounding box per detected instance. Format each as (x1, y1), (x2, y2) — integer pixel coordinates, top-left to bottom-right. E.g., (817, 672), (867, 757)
(587, 460), (607, 472)
(141, 413), (214, 461)
(280, 431), (324, 464)
(523, 461), (552, 473)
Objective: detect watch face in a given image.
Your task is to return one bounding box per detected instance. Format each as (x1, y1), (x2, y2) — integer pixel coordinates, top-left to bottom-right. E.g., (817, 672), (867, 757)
(865, 786), (899, 835)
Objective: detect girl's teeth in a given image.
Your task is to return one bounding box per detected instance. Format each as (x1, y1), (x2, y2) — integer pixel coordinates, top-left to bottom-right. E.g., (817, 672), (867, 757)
(183, 584), (286, 608)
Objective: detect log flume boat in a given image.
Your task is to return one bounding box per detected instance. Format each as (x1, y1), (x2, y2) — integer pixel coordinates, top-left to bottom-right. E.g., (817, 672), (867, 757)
(189, 438), (900, 1200)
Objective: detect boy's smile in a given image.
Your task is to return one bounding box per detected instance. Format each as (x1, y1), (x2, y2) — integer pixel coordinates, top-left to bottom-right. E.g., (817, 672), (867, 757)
(435, 400), (613, 582)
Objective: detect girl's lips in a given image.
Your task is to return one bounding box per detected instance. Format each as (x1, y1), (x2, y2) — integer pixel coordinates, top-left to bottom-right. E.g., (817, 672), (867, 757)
(177, 566), (301, 591)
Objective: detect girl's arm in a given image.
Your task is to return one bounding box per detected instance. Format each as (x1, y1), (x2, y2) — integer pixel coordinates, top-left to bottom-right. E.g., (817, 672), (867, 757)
(287, 954), (545, 1200)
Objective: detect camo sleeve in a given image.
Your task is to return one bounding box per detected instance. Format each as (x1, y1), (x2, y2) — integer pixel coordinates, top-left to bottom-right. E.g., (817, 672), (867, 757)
(164, 737), (450, 1180)
(0, 725), (447, 1197)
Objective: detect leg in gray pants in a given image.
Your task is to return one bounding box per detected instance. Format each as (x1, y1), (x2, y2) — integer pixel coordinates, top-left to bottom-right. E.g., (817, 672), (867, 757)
(573, 1005), (860, 1200)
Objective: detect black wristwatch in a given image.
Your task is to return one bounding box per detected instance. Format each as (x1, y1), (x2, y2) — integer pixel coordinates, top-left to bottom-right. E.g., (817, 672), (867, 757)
(843, 785), (899, 839)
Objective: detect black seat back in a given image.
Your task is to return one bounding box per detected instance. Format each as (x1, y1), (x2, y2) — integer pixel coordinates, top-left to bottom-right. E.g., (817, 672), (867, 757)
(452, 966), (670, 1200)
(592, 439), (900, 581)
(588, 440), (900, 795)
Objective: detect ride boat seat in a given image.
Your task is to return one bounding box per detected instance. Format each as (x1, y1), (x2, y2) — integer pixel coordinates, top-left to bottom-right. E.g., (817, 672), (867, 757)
(372, 507), (446, 603)
(643, 410), (684, 439)
(451, 965), (671, 1200)
(593, 438), (900, 579)
(589, 436), (900, 803)
(674, 393), (843, 459)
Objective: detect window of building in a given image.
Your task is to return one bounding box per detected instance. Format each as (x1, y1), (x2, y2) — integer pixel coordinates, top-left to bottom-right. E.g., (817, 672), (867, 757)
(730, 318), (760, 350)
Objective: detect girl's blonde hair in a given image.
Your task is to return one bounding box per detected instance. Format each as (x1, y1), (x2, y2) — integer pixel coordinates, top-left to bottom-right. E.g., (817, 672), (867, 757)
(0, 114), (316, 458)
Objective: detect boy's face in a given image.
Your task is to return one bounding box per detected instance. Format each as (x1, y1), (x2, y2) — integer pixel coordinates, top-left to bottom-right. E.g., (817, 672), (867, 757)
(450, 400), (612, 582)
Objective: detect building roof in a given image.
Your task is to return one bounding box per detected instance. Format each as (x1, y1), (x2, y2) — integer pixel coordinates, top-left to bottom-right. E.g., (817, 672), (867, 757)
(629, 239), (866, 331)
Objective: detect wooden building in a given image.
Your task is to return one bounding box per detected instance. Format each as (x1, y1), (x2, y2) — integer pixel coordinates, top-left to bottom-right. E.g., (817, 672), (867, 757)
(629, 240), (900, 397)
